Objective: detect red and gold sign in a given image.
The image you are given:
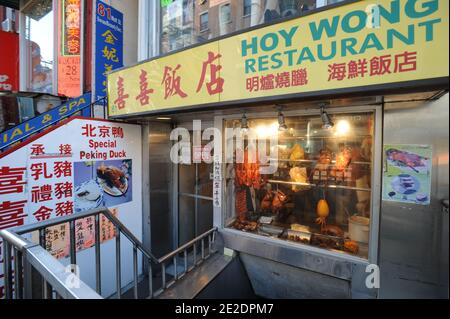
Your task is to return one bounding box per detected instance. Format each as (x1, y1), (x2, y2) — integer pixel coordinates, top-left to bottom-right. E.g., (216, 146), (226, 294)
(58, 0), (82, 97)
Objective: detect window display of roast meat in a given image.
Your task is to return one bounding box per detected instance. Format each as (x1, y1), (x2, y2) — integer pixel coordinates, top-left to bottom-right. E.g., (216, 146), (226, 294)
(224, 111), (375, 260)
(232, 219), (258, 232)
(289, 144), (305, 165)
(289, 167), (309, 192)
(318, 148), (332, 165)
(321, 225), (344, 237)
(235, 189), (248, 221)
(259, 189), (289, 215)
(344, 240), (359, 255)
(271, 190), (288, 214)
(335, 146), (352, 171)
(235, 149), (264, 189)
(260, 189), (274, 213)
(315, 198), (330, 230)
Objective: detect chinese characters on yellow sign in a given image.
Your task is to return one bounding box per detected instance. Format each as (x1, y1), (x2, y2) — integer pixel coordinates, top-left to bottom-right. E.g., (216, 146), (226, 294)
(108, 0), (449, 117)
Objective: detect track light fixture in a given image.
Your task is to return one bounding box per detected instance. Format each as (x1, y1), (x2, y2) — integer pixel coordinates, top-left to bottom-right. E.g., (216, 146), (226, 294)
(241, 114), (249, 132)
(278, 111), (288, 131)
(320, 104), (334, 130)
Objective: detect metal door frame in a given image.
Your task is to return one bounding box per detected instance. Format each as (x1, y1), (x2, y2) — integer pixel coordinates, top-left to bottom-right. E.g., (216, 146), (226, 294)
(172, 126), (214, 248)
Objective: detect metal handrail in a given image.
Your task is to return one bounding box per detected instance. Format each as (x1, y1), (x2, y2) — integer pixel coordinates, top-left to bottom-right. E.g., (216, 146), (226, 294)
(0, 229), (102, 299)
(0, 96), (108, 152)
(159, 228), (216, 264)
(1, 207), (219, 299)
(12, 207), (158, 264)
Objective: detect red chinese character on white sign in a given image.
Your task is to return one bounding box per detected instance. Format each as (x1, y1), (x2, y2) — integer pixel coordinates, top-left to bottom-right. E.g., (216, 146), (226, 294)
(0, 167), (26, 195)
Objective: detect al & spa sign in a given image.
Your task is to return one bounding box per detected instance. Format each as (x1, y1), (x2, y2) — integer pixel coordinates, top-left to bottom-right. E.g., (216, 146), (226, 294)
(108, 0), (449, 117)
(1, 93), (92, 150)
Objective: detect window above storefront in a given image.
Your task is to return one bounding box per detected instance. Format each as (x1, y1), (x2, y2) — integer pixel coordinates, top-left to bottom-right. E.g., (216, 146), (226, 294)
(160, 0), (346, 54)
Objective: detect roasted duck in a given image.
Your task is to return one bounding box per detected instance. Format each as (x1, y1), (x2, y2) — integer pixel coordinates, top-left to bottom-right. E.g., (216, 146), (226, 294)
(260, 190), (274, 213)
(271, 190), (288, 214)
(97, 165), (126, 190)
(335, 147), (352, 171)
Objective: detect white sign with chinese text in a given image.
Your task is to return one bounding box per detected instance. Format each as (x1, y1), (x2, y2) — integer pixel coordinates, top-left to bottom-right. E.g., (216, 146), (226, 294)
(0, 118), (142, 298)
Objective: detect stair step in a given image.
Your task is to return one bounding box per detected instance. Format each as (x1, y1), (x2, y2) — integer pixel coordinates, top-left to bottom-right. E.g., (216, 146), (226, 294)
(156, 252), (234, 299)
(165, 248), (216, 277)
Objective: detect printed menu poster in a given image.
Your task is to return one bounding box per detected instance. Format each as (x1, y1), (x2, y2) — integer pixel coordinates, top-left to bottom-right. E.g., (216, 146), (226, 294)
(383, 144), (432, 205)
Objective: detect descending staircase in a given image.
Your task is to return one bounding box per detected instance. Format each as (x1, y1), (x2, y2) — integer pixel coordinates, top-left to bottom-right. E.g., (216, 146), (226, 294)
(0, 94), (106, 153)
(157, 253), (235, 299)
(0, 208), (256, 299)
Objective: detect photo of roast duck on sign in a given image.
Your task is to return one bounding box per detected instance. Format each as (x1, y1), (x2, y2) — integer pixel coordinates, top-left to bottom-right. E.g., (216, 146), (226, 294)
(383, 144), (432, 205)
(74, 159), (133, 213)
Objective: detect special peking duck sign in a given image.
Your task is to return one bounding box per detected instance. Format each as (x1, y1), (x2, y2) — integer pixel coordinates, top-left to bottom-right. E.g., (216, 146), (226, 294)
(0, 31), (19, 92)
(0, 118), (142, 298)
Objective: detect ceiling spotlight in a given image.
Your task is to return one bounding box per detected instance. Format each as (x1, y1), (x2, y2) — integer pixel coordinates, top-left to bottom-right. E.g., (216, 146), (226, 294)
(278, 111), (288, 131)
(241, 114), (249, 133)
(320, 105), (334, 130)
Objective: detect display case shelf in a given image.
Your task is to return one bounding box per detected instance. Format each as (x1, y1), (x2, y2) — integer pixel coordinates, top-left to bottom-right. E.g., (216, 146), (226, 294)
(267, 179), (372, 192)
(268, 158), (372, 165)
(277, 135), (372, 140)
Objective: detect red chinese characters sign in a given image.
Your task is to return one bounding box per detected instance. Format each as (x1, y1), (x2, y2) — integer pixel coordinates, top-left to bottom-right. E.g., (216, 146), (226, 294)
(0, 31), (19, 92)
(0, 118), (143, 298)
(57, 0), (82, 98)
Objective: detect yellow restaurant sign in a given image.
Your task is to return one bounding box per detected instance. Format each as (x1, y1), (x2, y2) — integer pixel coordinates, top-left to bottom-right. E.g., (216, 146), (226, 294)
(108, 0), (449, 117)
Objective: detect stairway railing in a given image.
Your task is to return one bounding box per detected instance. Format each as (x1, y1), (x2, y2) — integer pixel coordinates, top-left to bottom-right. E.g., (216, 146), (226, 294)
(0, 207), (218, 299)
(0, 96), (108, 152)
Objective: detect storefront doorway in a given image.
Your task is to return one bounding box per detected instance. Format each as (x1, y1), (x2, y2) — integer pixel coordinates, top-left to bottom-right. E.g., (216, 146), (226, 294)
(178, 155), (214, 245)
(172, 118), (215, 248)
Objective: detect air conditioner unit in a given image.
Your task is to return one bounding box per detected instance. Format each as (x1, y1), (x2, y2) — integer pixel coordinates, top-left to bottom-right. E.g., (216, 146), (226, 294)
(1, 19), (13, 32)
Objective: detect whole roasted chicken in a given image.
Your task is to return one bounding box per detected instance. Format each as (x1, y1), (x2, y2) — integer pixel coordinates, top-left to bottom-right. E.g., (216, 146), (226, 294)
(289, 167), (308, 192)
(289, 144), (305, 165)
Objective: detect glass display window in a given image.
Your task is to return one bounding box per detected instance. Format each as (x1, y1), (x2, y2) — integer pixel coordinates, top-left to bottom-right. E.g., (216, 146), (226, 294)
(224, 110), (375, 259)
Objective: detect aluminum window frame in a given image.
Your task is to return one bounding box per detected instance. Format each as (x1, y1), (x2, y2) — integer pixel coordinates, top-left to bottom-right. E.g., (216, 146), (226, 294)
(198, 10), (209, 33)
(219, 2), (232, 25)
(242, 0), (252, 18)
(213, 103), (383, 265)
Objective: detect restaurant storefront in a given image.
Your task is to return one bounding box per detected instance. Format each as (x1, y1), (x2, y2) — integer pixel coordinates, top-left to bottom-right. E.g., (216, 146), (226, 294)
(107, 0), (449, 298)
